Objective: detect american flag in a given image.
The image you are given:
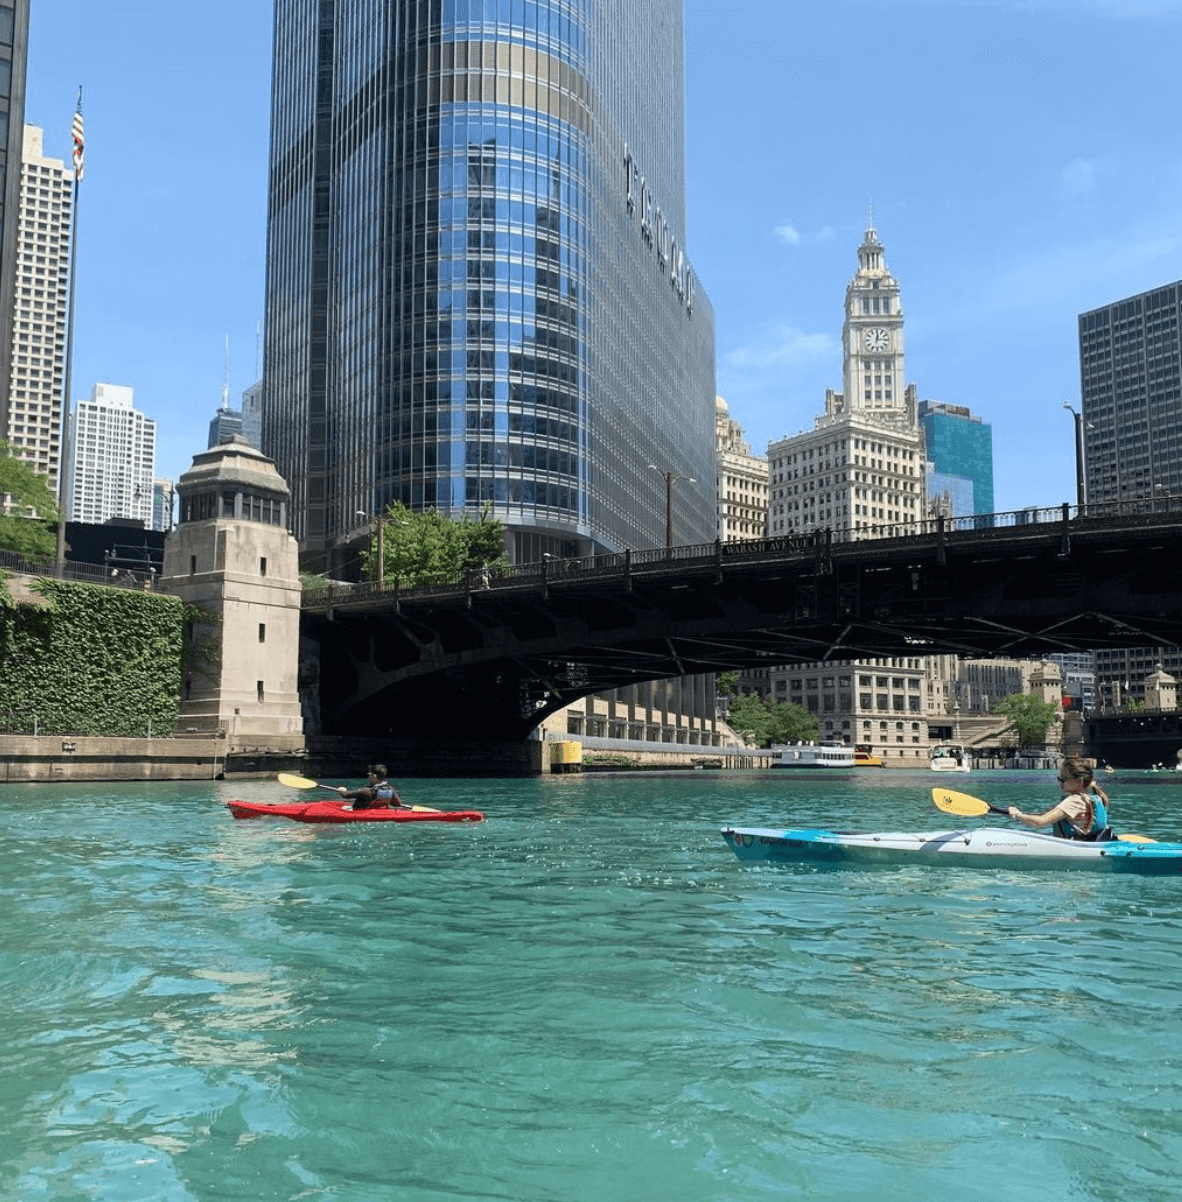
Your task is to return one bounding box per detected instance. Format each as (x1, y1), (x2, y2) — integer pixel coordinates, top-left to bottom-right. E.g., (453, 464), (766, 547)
(71, 105), (84, 181)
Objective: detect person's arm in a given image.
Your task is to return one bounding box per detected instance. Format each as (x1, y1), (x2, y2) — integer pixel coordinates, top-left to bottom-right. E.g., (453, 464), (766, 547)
(1007, 798), (1077, 828)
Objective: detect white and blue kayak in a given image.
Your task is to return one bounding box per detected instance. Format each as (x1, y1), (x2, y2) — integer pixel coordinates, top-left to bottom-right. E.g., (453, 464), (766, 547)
(720, 826), (1182, 874)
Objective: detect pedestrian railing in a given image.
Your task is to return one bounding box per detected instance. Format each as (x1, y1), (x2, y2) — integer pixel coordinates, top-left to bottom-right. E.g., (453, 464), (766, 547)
(301, 495), (1182, 610)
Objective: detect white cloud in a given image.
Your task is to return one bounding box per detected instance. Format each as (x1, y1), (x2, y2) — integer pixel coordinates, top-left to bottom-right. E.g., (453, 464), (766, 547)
(1061, 157), (1097, 196)
(938, 208), (1182, 328)
(774, 221), (839, 246)
(722, 323), (834, 372)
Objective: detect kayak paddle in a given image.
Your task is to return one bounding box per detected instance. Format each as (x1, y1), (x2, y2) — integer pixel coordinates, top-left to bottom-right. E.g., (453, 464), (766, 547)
(278, 771), (337, 791)
(931, 787), (1155, 843)
(932, 787), (1008, 817)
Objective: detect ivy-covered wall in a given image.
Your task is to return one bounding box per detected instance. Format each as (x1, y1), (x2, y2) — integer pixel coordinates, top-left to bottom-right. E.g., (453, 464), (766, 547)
(0, 576), (204, 736)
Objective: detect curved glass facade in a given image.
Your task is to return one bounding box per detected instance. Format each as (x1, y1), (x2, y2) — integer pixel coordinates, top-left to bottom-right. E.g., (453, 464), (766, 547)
(263, 0), (715, 564)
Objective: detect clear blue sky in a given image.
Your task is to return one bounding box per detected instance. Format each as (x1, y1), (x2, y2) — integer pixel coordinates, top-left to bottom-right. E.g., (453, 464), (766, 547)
(25, 0), (1182, 510)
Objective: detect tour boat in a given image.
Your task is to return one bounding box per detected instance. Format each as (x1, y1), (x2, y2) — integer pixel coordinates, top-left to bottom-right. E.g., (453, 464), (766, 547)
(854, 747), (884, 767)
(772, 741), (856, 769)
(720, 825), (1182, 874)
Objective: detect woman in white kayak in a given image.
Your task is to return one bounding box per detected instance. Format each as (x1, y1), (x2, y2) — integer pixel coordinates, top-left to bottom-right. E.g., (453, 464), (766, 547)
(1007, 756), (1114, 841)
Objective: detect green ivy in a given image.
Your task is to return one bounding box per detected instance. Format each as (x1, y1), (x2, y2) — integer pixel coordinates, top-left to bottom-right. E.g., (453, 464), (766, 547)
(0, 577), (207, 736)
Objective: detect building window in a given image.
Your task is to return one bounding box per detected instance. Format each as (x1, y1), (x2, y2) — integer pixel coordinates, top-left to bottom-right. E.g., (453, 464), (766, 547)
(258, 623), (266, 643)
(257, 681), (265, 703)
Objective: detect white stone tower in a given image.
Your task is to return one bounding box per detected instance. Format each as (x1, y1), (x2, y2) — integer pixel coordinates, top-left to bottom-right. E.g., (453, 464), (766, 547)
(767, 212), (925, 538)
(160, 437), (304, 753)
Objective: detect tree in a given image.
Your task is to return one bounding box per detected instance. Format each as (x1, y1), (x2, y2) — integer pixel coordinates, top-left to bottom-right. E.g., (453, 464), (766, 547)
(994, 692), (1059, 747)
(726, 693), (819, 748)
(726, 693), (776, 747)
(0, 440), (59, 558)
(767, 700), (818, 746)
(716, 670), (740, 698)
(360, 500), (511, 586)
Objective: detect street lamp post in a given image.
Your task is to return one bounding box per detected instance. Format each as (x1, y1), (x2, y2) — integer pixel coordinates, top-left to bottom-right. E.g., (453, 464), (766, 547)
(356, 510), (385, 583)
(1062, 400), (1086, 511)
(648, 464), (696, 549)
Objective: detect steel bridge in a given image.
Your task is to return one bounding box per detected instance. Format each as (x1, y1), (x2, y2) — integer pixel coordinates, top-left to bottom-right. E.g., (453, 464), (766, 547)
(302, 500), (1182, 765)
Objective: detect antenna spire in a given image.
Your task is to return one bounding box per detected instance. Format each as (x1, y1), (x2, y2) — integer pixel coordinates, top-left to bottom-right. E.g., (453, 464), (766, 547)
(221, 335), (231, 411)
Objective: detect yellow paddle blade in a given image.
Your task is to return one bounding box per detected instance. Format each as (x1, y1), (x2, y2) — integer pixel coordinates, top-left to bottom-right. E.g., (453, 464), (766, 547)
(278, 772), (321, 789)
(1117, 833), (1157, 843)
(932, 787), (992, 817)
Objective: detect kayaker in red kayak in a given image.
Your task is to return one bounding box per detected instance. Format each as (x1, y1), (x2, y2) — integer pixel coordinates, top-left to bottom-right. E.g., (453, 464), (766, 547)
(1007, 756), (1114, 841)
(336, 764), (404, 810)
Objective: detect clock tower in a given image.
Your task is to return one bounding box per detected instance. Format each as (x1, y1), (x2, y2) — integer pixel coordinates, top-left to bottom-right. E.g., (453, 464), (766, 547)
(840, 211), (908, 423)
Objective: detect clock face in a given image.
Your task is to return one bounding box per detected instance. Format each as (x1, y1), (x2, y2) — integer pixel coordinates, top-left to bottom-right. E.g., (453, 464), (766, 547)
(863, 327), (890, 352)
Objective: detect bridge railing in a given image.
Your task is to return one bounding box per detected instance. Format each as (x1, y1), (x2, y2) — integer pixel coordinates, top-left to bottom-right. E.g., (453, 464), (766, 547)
(0, 547), (158, 590)
(301, 494), (1182, 609)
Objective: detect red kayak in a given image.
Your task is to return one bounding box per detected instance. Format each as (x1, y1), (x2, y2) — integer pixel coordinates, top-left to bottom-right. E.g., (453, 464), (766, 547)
(226, 799), (484, 824)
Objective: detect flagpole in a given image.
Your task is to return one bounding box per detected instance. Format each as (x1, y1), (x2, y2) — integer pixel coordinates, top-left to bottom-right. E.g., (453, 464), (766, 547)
(54, 88), (83, 574)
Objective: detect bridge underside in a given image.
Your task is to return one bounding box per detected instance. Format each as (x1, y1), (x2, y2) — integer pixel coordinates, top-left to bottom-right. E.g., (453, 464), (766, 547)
(302, 517), (1182, 749)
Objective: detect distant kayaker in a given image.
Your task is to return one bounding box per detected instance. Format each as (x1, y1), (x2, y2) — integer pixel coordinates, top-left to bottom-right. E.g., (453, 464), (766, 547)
(1007, 757), (1114, 841)
(337, 764), (404, 810)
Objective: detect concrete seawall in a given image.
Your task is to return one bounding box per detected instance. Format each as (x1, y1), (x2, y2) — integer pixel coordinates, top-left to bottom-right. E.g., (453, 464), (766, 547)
(0, 735), (234, 783)
(0, 734), (775, 783)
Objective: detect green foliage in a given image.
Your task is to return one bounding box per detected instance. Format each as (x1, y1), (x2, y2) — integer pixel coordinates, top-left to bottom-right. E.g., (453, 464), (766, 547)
(361, 501), (511, 586)
(727, 693), (819, 748)
(771, 700), (821, 745)
(0, 439), (59, 557)
(994, 692), (1060, 747)
(0, 576), (198, 736)
(716, 670), (740, 698)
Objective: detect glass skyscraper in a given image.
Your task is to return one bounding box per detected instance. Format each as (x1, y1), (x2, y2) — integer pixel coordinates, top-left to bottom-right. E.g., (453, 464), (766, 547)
(917, 399), (994, 518)
(263, 0), (716, 568)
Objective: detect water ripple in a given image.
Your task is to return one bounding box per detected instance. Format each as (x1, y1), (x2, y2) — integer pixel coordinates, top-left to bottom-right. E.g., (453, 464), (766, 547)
(3, 775), (1182, 1200)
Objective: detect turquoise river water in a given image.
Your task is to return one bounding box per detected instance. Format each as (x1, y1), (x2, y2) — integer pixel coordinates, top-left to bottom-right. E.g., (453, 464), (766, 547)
(3, 770), (1182, 1201)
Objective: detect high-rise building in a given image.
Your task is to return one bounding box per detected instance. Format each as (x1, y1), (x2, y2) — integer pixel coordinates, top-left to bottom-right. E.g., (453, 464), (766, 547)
(3, 124), (73, 492)
(207, 406), (243, 448)
(715, 396), (767, 542)
(66, 383), (157, 527)
(240, 380), (262, 448)
(714, 394), (769, 700)
(764, 219), (944, 763)
(1079, 283), (1182, 704)
(152, 477), (174, 532)
(918, 399), (994, 519)
(0, 1), (30, 424)
(768, 217), (926, 539)
(262, 0), (716, 570)
(1079, 282), (1182, 505)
